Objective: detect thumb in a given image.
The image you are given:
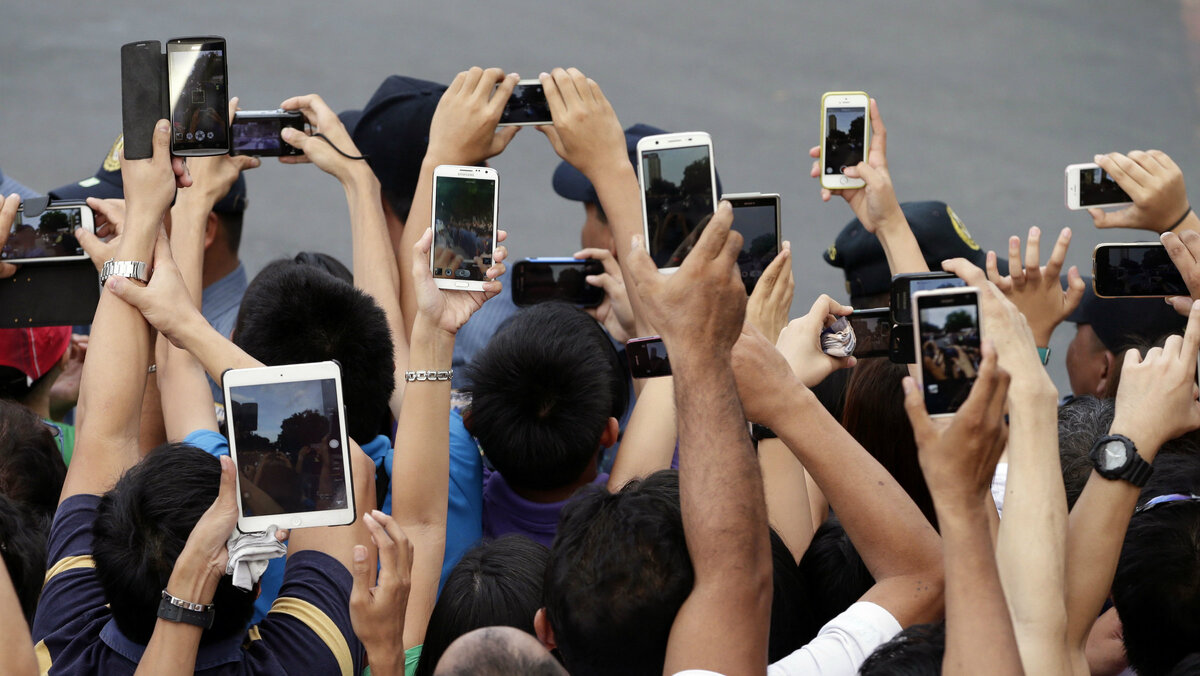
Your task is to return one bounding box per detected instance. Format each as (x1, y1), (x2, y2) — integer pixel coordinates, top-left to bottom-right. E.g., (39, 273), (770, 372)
(624, 234), (659, 289)
(215, 455), (237, 509)
(105, 275), (149, 308)
(1166, 295), (1195, 317)
(280, 127), (308, 152)
(74, 227), (106, 261)
(152, 119), (171, 159)
(901, 376), (935, 445)
(491, 126), (520, 155)
(350, 544), (371, 606)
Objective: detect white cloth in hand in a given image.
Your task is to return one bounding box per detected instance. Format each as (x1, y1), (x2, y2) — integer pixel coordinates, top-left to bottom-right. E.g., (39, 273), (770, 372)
(225, 525), (287, 591)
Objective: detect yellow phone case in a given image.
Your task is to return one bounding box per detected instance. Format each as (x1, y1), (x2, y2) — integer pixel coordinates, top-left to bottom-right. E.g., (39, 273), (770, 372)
(819, 91), (871, 190)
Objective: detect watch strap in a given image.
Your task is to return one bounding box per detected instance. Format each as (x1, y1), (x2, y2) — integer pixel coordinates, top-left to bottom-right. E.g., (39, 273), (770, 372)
(157, 590), (215, 629)
(1091, 434), (1155, 488)
(1037, 346), (1051, 365)
(1124, 451), (1155, 488)
(100, 259), (150, 286)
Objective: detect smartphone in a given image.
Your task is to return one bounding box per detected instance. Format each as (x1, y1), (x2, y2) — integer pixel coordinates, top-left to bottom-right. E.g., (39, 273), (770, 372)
(2, 203), (96, 264)
(499, 79), (552, 127)
(166, 36), (229, 156)
(231, 110), (306, 157)
(820, 91), (870, 190)
(847, 308), (891, 358)
(723, 192), (781, 295)
(120, 40), (166, 161)
(1092, 242), (1189, 298)
(1065, 163), (1133, 210)
(637, 132), (718, 271)
(512, 258), (605, 308)
(222, 361), (356, 532)
(913, 288), (982, 418)
(431, 165), (499, 291)
(890, 272), (968, 325)
(627, 336), (671, 378)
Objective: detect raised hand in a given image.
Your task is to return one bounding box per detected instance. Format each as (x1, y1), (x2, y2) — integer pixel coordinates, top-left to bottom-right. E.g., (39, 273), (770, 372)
(775, 294), (856, 387)
(0, 194), (19, 278)
(122, 119), (183, 229)
(745, 242), (794, 342)
(411, 226), (507, 335)
(985, 226), (1085, 346)
(808, 98), (905, 232)
(1160, 229), (1200, 316)
(538, 68), (628, 179)
(279, 93), (371, 184)
(105, 230), (202, 346)
(426, 67), (520, 167)
(350, 511), (412, 675)
(732, 321), (804, 427)
(1089, 150), (1191, 233)
(574, 247), (637, 343)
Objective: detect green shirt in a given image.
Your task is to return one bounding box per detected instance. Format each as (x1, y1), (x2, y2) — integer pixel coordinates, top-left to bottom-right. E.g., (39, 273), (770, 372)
(361, 644), (422, 676)
(44, 419), (75, 466)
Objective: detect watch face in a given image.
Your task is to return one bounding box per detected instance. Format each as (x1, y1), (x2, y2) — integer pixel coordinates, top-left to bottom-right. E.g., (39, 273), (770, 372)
(1102, 440), (1129, 471)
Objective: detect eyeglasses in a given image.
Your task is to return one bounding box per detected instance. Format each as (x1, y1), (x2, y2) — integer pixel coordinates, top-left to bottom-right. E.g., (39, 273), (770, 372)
(1134, 493), (1200, 514)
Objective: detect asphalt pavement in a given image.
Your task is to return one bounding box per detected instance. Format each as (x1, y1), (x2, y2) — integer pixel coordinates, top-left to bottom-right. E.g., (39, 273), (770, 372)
(2, 0), (1197, 390)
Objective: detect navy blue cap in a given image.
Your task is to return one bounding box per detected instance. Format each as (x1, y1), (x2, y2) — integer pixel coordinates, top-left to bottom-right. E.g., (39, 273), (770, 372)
(823, 201), (1003, 301)
(47, 135), (247, 212)
(341, 76), (446, 212)
(1067, 274), (1186, 353)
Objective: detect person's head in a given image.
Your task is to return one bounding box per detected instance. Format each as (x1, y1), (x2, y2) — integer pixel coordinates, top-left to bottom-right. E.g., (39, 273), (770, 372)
(539, 470), (691, 675)
(0, 326), (71, 406)
(464, 303), (627, 492)
(434, 626), (566, 676)
(416, 536), (550, 676)
(92, 444), (256, 645)
(859, 621), (946, 675)
(1112, 499), (1200, 676)
(841, 357), (936, 528)
(0, 400), (66, 516)
(0, 493), (50, 623)
(1057, 395), (1115, 509)
(340, 76), (446, 226)
(798, 516), (875, 630)
(233, 259), (394, 443)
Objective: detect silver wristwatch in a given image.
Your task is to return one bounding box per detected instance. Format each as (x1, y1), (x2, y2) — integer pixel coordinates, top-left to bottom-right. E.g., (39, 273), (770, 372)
(100, 259), (150, 286)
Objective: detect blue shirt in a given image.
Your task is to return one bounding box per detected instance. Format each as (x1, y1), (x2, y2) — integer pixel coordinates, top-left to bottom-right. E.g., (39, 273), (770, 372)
(32, 495), (364, 676)
(201, 263), (247, 402)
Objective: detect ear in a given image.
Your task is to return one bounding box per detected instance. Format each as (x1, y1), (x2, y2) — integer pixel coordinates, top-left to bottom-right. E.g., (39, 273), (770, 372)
(461, 407), (474, 435)
(1095, 349), (1116, 398)
(203, 212), (219, 250)
(534, 607), (557, 651)
(600, 417), (619, 448)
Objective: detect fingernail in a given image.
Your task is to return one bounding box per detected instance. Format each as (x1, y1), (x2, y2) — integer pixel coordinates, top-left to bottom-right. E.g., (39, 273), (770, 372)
(371, 509), (386, 518)
(1094, 154), (1103, 162)
(1030, 226), (1040, 236)
(902, 378), (914, 394)
(1166, 297), (1176, 305)
(353, 547), (366, 563)
(539, 71), (549, 78)
(783, 240), (791, 251)
(156, 120), (169, 133)
(363, 511), (375, 523)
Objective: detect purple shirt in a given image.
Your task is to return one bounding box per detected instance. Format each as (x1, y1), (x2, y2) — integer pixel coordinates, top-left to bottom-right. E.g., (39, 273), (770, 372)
(481, 468), (608, 547)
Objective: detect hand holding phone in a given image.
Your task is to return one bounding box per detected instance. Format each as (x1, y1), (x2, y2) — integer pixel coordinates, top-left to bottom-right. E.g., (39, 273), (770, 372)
(431, 165), (499, 292)
(166, 37), (230, 156)
(231, 110), (306, 157)
(499, 79), (552, 126)
(1084, 151), (1192, 234)
(848, 308), (890, 358)
(776, 294), (856, 387)
(819, 92), (870, 190)
(2, 202), (96, 264)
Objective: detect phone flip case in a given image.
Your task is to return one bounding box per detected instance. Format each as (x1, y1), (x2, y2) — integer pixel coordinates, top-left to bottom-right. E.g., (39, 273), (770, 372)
(121, 41), (167, 161)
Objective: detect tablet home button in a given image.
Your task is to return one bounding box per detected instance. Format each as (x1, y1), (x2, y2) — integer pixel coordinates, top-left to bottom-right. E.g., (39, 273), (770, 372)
(292, 517), (302, 527)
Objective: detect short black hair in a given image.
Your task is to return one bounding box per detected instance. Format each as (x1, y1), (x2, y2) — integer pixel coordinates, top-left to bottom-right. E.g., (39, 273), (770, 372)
(1057, 395), (1114, 509)
(543, 470), (691, 675)
(1166, 653), (1200, 675)
(234, 259), (395, 444)
(1112, 501), (1200, 676)
(464, 303), (627, 491)
(0, 493), (49, 623)
(798, 516), (875, 631)
(0, 400), (67, 517)
(859, 621), (946, 675)
(92, 444), (256, 645)
(416, 535), (549, 676)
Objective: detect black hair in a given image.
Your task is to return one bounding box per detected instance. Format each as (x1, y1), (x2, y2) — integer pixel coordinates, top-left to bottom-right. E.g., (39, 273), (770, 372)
(798, 516), (874, 631)
(1141, 452), (1200, 505)
(859, 621), (946, 675)
(1057, 395), (1115, 510)
(215, 210), (244, 255)
(0, 493), (50, 623)
(0, 400), (67, 517)
(293, 251), (354, 285)
(234, 259), (395, 444)
(92, 444), (256, 645)
(543, 470), (691, 675)
(464, 303), (628, 491)
(1112, 501), (1200, 676)
(416, 535), (550, 676)
(1166, 653), (1200, 675)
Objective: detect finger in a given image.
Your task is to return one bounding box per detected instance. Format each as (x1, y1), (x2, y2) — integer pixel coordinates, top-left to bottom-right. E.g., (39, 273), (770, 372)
(868, 98), (887, 160)
(490, 125), (520, 155)
(753, 245), (790, 298)
(1065, 265), (1086, 314)
(537, 124), (564, 153)
(1162, 231), (1199, 273)
(575, 247), (621, 278)
(363, 511), (396, 587)
(770, 244), (795, 307)
(227, 96), (239, 127)
(1098, 153), (1148, 198)
(1182, 300), (1200, 369)
(539, 71), (567, 124)
(941, 258), (987, 286)
(370, 509), (411, 570)
(1180, 229), (1200, 262)
(460, 67), (484, 97)
(350, 544), (371, 609)
(152, 119), (171, 160)
(566, 68), (592, 103)
(810, 159), (821, 179)
(1045, 227), (1071, 278)
(1023, 227), (1042, 280)
(985, 251), (1006, 289)
(691, 201), (734, 262)
(0, 195), (20, 237)
(808, 145), (820, 159)
(1163, 333), (1184, 360)
(1167, 295), (1195, 317)
(901, 376), (935, 444)
(1127, 150), (1162, 183)
(1007, 236), (1024, 285)
(851, 161), (883, 186)
(445, 70), (469, 96)
(215, 454), (237, 509)
(551, 68), (583, 109)
(624, 234), (660, 292)
(474, 67), (506, 99)
(1147, 149), (1180, 174)
(75, 226), (106, 260)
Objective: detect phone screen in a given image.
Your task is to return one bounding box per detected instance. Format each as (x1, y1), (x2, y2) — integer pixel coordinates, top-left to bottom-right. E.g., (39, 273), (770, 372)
(227, 378), (348, 517)
(1078, 166), (1131, 207)
(231, 114), (303, 156)
(641, 144), (716, 267)
(729, 199), (780, 294)
(848, 309), (890, 358)
(916, 291), (981, 416)
(1093, 244), (1189, 297)
(824, 106), (867, 175)
(891, 273), (968, 324)
(627, 337), (672, 378)
(500, 83), (552, 125)
(433, 175), (496, 282)
(167, 39), (228, 153)
(2, 207), (84, 261)
(514, 260), (604, 307)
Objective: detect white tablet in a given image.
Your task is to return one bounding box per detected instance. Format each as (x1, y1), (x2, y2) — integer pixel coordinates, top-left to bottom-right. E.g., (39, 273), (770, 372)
(222, 361), (356, 533)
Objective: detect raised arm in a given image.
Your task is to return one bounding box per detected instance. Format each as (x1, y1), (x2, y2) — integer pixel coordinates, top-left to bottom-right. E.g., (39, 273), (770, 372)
(985, 227), (1085, 352)
(0, 554), (37, 676)
(627, 202), (772, 676)
(1090, 150), (1197, 236)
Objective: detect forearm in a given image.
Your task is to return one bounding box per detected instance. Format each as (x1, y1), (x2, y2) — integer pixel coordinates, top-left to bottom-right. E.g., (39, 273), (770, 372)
(606, 376), (676, 492)
(136, 554), (221, 676)
(398, 152), (460, 338)
(591, 162), (654, 324)
(759, 437), (814, 563)
(173, 314), (263, 383)
(874, 212), (929, 276)
(0, 562), (37, 676)
(167, 194), (211, 307)
(157, 334), (219, 440)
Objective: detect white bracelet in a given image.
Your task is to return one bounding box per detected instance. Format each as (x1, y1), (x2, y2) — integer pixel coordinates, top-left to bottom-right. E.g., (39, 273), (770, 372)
(405, 369), (453, 382)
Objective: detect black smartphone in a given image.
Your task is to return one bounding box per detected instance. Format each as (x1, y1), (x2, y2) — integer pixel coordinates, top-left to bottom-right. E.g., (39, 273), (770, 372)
(499, 80), (552, 126)
(512, 258), (605, 308)
(913, 288), (982, 417)
(847, 308), (890, 358)
(166, 36), (229, 156)
(890, 272), (967, 325)
(627, 336), (671, 378)
(1092, 243), (1189, 298)
(231, 110), (306, 157)
(724, 193), (781, 295)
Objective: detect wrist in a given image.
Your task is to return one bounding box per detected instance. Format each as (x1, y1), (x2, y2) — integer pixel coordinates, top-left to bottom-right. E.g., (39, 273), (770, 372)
(933, 493), (993, 527)
(340, 164), (380, 195)
(411, 315), (456, 359)
(870, 208), (909, 236)
(1107, 420), (1161, 462)
(165, 553), (221, 605)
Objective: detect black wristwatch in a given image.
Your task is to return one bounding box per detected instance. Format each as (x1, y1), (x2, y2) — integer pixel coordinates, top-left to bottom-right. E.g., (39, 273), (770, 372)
(1088, 434), (1154, 487)
(751, 424), (777, 441)
(157, 589), (215, 629)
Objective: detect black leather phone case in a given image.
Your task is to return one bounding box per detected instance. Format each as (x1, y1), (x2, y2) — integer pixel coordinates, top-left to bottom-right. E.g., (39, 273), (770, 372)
(121, 40), (167, 161)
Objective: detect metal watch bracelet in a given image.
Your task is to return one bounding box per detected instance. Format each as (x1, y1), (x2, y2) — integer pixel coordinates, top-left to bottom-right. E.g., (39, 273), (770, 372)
(100, 259), (150, 286)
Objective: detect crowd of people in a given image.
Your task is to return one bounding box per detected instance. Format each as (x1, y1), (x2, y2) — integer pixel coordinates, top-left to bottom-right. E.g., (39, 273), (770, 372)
(2, 65), (1200, 676)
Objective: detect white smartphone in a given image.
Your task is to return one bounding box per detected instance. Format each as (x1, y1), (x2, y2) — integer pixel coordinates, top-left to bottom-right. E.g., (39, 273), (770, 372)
(912, 287), (982, 418)
(3, 202), (96, 264)
(498, 79), (552, 127)
(222, 361), (356, 533)
(820, 91), (870, 190)
(1065, 163), (1133, 210)
(431, 165), (499, 291)
(636, 131), (717, 272)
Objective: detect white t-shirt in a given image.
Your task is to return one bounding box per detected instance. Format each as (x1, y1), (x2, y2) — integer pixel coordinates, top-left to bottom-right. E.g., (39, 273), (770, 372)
(991, 462), (1008, 517)
(671, 601), (902, 676)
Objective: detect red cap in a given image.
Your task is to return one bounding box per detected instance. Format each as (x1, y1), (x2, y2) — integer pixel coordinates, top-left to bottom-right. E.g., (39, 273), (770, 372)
(0, 326), (71, 382)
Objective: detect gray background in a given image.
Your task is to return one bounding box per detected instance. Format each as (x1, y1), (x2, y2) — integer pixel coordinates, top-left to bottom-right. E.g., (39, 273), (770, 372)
(2, 0), (1197, 390)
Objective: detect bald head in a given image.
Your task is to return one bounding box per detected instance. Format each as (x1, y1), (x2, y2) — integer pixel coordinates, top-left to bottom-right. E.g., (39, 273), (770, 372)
(434, 626), (565, 676)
